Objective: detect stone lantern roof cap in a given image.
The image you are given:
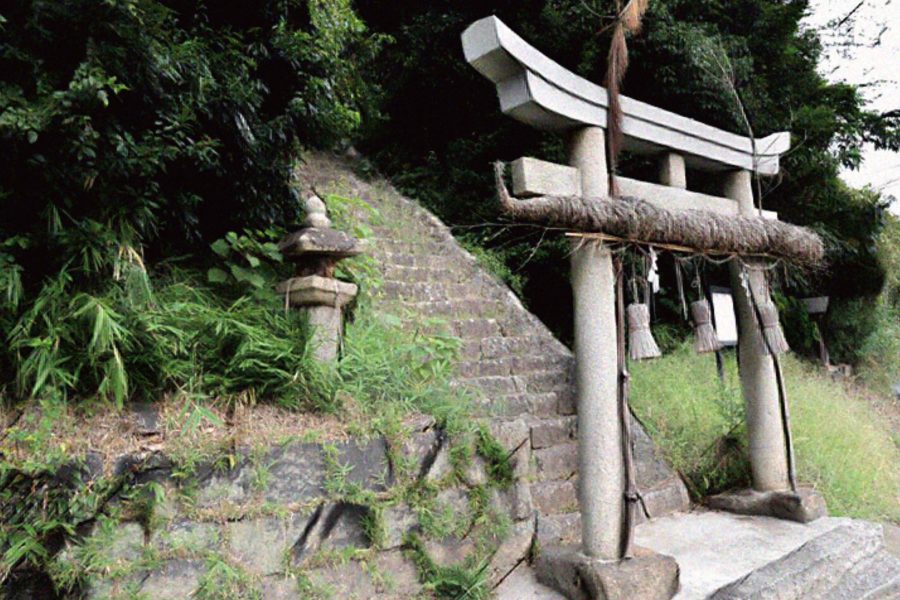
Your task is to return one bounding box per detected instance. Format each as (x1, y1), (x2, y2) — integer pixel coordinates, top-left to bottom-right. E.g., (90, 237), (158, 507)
(278, 227), (366, 259)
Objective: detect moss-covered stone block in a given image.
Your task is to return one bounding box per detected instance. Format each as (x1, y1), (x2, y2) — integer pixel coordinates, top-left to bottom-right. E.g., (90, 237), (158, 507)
(226, 514), (310, 575)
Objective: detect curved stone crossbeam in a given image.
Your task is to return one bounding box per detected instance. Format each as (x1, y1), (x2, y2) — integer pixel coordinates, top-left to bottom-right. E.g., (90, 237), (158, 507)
(462, 16), (790, 175)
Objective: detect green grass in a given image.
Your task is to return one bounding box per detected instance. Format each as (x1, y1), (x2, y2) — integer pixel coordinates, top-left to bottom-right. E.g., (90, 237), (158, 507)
(856, 301), (900, 397)
(787, 357), (900, 520)
(630, 342), (900, 522)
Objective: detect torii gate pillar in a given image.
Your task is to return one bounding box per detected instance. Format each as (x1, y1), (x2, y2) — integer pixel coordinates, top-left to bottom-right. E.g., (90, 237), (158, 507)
(725, 170), (791, 492)
(709, 171), (826, 521)
(568, 127), (623, 559)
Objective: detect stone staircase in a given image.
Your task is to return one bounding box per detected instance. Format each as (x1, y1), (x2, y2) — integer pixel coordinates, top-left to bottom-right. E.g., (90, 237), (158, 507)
(297, 152), (690, 551)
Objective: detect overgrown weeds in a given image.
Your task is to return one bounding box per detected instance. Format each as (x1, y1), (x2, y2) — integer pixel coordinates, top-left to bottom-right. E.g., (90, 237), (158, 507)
(404, 533), (491, 600)
(629, 342), (900, 521)
(5, 263), (330, 410)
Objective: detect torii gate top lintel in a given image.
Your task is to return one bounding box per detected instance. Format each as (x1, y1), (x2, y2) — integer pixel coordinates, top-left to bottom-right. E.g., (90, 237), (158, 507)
(462, 16), (789, 176)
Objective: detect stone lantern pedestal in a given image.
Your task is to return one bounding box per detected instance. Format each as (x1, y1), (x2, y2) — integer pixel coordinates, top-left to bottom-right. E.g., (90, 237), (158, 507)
(276, 275), (358, 362)
(277, 195), (365, 363)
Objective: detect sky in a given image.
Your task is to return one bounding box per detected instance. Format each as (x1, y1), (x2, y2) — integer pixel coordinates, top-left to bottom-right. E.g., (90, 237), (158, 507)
(804, 0), (900, 214)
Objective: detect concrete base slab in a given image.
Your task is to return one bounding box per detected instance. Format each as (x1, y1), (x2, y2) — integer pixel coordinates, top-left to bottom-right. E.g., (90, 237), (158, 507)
(884, 522), (900, 558)
(706, 520), (900, 599)
(707, 487), (827, 523)
(635, 510), (849, 599)
(534, 545), (679, 600)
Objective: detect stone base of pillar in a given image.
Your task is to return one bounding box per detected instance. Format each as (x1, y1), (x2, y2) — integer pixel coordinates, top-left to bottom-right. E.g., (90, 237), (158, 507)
(276, 275), (358, 363)
(535, 545), (679, 600)
(708, 487), (827, 523)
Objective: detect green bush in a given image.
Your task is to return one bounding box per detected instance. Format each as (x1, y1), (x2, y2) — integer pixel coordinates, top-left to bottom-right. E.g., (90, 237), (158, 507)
(774, 292), (820, 358)
(4, 261), (326, 408)
(1, 0), (383, 264)
(821, 215), (899, 392)
(825, 296), (881, 365)
(2, 242), (469, 416)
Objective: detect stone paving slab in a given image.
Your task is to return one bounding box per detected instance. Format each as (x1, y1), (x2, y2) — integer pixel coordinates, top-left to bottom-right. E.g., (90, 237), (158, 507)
(495, 563), (568, 600)
(884, 522), (900, 557)
(634, 510), (849, 599)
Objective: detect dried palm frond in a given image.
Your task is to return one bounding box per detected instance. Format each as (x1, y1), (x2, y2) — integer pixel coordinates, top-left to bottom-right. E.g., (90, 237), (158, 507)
(604, 0), (650, 196)
(605, 22), (628, 196)
(620, 0), (650, 33)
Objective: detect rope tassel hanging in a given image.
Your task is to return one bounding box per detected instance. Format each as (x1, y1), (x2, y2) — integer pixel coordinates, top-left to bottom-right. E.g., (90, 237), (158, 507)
(626, 254), (661, 360)
(757, 301), (790, 355)
(627, 303), (661, 360)
(691, 299), (721, 354)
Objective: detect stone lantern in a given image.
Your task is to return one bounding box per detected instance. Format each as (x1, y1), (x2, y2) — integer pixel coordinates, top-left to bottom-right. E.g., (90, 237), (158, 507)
(276, 195), (365, 362)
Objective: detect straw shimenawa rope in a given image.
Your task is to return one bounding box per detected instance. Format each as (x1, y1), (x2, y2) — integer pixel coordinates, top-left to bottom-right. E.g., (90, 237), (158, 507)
(493, 162), (825, 266)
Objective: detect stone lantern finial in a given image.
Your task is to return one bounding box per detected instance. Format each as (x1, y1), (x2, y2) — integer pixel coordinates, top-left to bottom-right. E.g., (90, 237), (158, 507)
(303, 195), (332, 229)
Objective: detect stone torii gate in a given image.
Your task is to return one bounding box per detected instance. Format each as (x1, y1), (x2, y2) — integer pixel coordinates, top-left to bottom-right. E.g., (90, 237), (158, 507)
(463, 16), (825, 598)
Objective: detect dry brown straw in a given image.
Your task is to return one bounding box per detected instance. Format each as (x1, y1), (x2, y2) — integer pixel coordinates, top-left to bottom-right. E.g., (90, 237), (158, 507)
(494, 162), (825, 266)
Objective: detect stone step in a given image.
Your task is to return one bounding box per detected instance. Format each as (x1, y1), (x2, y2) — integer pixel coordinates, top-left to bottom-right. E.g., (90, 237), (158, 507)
(385, 318), (507, 341)
(372, 238), (459, 255)
(455, 375), (526, 396)
(375, 251), (461, 271)
(635, 511), (900, 600)
(451, 317), (501, 339)
(379, 267), (468, 281)
(457, 370), (570, 397)
(387, 297), (509, 319)
(518, 370), (572, 393)
(463, 335), (570, 361)
(454, 355), (570, 379)
(372, 215), (454, 237)
(380, 264), (467, 283)
(456, 358), (517, 378)
(375, 280), (473, 303)
(469, 392), (561, 418)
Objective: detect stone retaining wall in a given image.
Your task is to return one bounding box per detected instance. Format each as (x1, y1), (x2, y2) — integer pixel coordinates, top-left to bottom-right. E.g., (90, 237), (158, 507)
(51, 419), (536, 599)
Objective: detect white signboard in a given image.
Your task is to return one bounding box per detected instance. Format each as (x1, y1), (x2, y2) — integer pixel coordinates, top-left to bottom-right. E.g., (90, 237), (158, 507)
(711, 288), (738, 347)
